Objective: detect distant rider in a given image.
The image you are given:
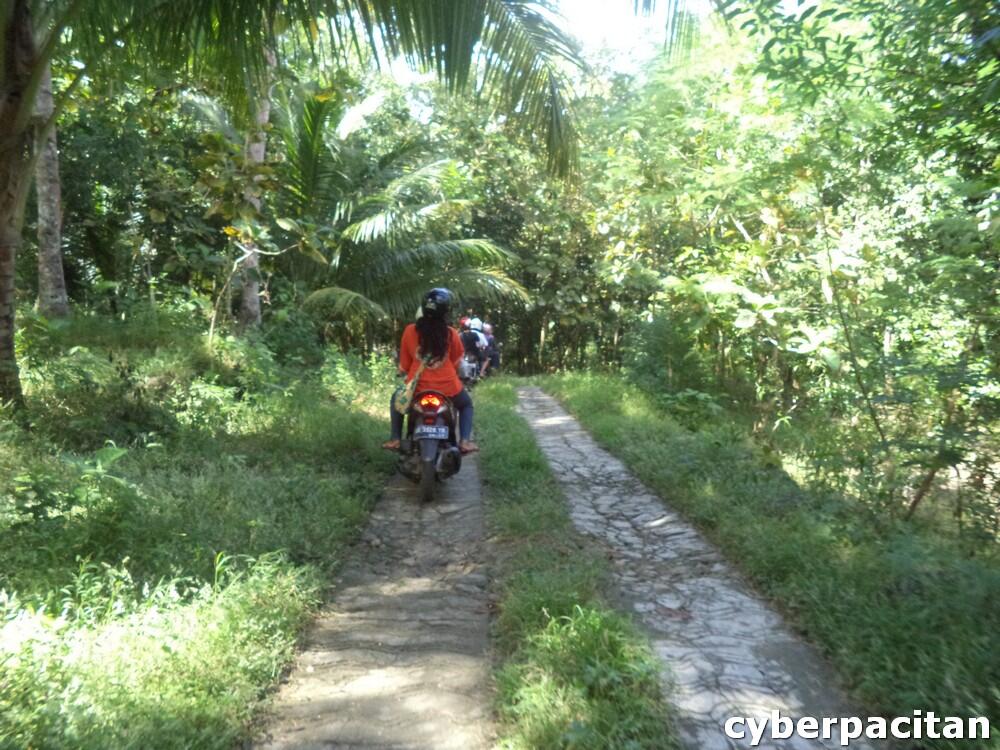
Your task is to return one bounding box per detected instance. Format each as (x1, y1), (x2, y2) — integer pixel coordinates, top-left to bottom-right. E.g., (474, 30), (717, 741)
(460, 317), (488, 379)
(483, 322), (500, 375)
(469, 317), (490, 376)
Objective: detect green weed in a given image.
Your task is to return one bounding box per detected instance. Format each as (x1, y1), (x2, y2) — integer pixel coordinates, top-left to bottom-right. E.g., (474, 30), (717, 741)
(0, 555), (318, 750)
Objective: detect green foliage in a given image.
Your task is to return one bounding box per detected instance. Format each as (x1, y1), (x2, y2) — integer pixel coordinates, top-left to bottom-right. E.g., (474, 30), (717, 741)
(63, 0), (583, 170)
(43, 83), (224, 309)
(728, 0), (999, 175)
(497, 607), (672, 750)
(4, 3), (997, 744)
(0, 556), (318, 750)
(271, 83), (528, 330)
(558, 29), (1000, 538)
(544, 373), (1000, 747)
(320, 350), (397, 404)
(262, 306), (325, 365)
(476, 382), (678, 750)
(1, 312), (394, 748)
(427, 99), (637, 372)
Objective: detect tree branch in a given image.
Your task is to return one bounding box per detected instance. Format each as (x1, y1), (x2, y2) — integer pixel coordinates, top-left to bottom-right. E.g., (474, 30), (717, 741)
(11, 0), (86, 135)
(824, 247), (890, 451)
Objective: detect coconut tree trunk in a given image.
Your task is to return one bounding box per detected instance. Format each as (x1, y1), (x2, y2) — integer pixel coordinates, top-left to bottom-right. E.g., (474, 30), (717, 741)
(237, 51), (274, 331)
(0, 233), (22, 405)
(0, 0), (39, 406)
(34, 62), (69, 318)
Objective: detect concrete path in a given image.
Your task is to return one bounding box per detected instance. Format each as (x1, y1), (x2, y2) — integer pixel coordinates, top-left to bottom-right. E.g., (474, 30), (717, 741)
(516, 387), (875, 750)
(253, 455), (493, 750)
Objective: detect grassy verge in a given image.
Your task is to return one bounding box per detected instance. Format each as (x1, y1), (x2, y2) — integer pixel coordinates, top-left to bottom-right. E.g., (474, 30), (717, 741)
(1, 311), (395, 749)
(474, 380), (678, 750)
(538, 372), (1000, 749)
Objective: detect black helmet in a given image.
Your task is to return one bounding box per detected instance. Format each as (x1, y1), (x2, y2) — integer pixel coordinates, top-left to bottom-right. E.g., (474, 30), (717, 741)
(421, 288), (452, 319)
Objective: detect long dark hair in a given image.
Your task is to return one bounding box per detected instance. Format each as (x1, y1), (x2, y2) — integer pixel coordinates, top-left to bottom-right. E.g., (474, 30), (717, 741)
(415, 313), (450, 362)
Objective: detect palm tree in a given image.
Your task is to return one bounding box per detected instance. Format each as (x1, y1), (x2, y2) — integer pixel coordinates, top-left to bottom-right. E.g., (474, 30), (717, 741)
(236, 49), (276, 331)
(273, 87), (527, 327)
(33, 61), (70, 319)
(0, 0), (587, 405)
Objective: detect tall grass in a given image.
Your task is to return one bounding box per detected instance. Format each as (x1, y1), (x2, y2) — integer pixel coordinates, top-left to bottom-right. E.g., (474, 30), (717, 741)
(476, 381), (678, 750)
(541, 372), (1000, 749)
(1, 556), (317, 750)
(1, 311), (395, 748)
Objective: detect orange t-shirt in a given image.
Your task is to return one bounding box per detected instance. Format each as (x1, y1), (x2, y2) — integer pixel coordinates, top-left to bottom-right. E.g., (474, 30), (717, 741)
(398, 323), (464, 397)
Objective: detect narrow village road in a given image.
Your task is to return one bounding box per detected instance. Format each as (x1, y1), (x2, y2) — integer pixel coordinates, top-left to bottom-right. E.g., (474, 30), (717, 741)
(255, 389), (878, 750)
(517, 386), (876, 750)
(254, 455), (493, 750)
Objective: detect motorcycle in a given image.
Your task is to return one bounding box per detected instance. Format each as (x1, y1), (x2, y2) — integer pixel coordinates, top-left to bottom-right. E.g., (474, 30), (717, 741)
(397, 390), (462, 502)
(458, 352), (481, 387)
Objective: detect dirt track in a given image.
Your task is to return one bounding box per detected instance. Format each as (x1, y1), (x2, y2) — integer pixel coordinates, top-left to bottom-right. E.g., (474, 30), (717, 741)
(253, 454), (493, 750)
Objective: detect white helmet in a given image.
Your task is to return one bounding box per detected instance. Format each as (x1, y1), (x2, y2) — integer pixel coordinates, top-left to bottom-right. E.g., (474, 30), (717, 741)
(470, 317), (483, 331)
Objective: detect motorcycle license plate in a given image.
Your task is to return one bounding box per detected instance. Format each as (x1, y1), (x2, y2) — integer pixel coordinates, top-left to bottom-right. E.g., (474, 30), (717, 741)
(414, 425), (448, 440)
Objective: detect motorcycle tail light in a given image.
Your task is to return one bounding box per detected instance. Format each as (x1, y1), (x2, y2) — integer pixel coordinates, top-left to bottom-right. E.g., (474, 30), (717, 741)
(424, 417), (437, 425)
(419, 394), (442, 408)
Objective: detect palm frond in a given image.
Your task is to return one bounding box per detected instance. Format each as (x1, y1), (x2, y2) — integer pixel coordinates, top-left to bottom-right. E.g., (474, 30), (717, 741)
(632, 0), (712, 59)
(338, 159), (465, 245)
(380, 159), (458, 201)
(355, 266), (529, 319)
(341, 207), (413, 248)
(477, 0), (583, 176)
(353, 0), (584, 176)
(375, 137), (430, 173)
(334, 89), (389, 139)
(304, 285), (387, 321)
(342, 239), (517, 291)
(343, 200), (472, 247)
(73, 1), (305, 113)
(316, 236), (524, 319)
(180, 93), (242, 143)
(440, 267), (530, 306)
(72, 1), (586, 174)
(274, 88), (351, 217)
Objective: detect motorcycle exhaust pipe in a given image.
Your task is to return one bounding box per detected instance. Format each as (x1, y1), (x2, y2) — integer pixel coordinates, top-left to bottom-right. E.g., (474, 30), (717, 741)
(437, 445), (461, 477)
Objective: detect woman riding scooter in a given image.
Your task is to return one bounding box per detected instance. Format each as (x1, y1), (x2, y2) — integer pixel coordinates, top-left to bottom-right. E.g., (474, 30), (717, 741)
(382, 288), (479, 454)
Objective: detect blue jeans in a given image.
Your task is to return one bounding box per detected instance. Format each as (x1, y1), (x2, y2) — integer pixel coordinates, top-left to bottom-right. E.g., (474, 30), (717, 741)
(391, 388), (474, 441)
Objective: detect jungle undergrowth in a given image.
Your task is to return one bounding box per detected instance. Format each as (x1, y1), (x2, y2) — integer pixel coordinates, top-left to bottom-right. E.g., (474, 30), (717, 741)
(1, 310), (395, 749)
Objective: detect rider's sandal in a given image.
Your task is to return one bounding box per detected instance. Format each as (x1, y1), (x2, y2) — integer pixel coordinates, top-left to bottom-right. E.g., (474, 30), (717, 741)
(460, 441), (480, 454)
(382, 439), (401, 450)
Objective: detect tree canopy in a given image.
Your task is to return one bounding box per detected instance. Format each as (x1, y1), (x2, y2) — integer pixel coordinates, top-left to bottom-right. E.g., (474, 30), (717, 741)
(1, 2), (999, 744)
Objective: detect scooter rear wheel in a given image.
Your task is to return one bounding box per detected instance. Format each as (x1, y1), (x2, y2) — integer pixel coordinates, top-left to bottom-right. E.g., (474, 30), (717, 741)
(419, 460), (436, 502)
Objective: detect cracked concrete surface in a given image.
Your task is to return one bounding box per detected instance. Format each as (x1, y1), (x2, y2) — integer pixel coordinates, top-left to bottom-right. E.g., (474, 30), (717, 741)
(252, 454), (492, 750)
(517, 386), (877, 750)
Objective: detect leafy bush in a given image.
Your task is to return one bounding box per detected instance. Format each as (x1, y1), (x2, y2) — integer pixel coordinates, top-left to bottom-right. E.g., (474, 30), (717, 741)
(204, 334), (279, 392)
(262, 307), (325, 365)
(321, 350), (397, 404)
